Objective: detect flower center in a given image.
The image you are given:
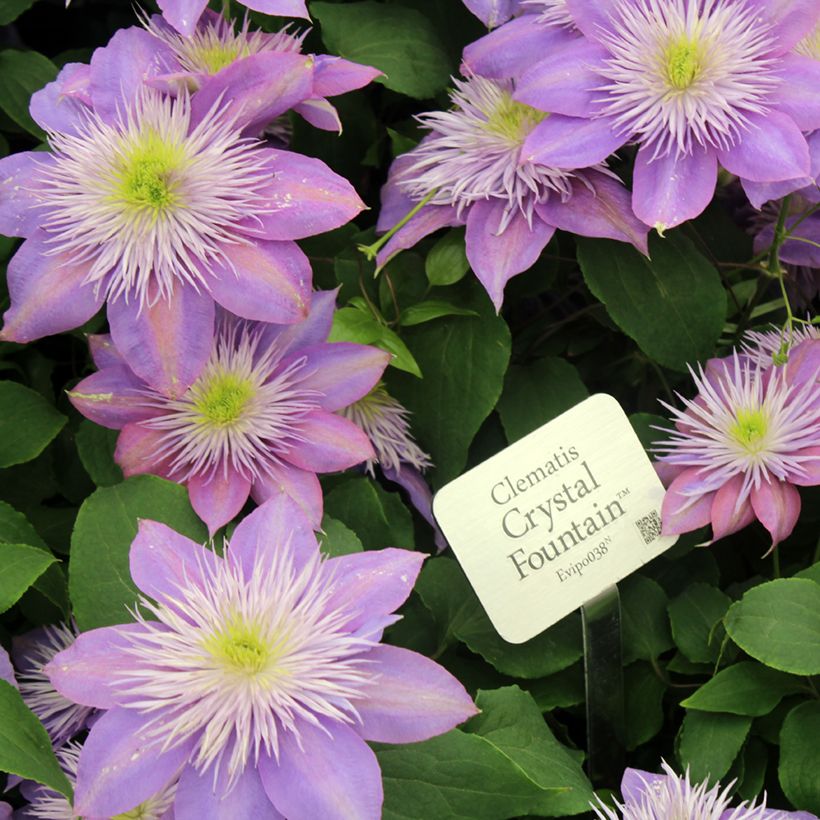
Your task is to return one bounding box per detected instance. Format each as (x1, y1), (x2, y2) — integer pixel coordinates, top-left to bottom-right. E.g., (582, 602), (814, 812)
(193, 42), (246, 74)
(206, 619), (272, 675)
(484, 93), (548, 144)
(665, 36), (701, 89)
(194, 373), (255, 426)
(115, 131), (184, 213)
(730, 408), (768, 451)
(795, 23), (820, 60)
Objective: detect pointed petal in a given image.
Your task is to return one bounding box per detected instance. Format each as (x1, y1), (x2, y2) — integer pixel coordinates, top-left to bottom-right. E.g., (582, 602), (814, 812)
(710, 475), (756, 542)
(108, 285), (214, 398)
(537, 171), (648, 253)
(0, 152), (49, 237)
(461, 0), (517, 28)
(293, 99), (342, 133)
(375, 153), (425, 230)
(382, 465), (447, 552)
(750, 480), (801, 549)
(375, 203), (461, 269)
(718, 112), (810, 183)
(1, 232), (103, 343)
(115, 424), (174, 479)
(188, 468), (252, 536)
(251, 462), (323, 529)
(191, 52), (314, 135)
(74, 708), (194, 817)
(741, 175), (811, 210)
(633, 145), (717, 230)
(29, 63), (91, 136)
(774, 55), (820, 132)
(293, 343), (390, 411)
(521, 114), (625, 169)
(228, 493), (319, 577)
(564, 0), (620, 40)
(207, 240), (311, 324)
(259, 720), (383, 820)
(311, 55), (381, 97)
(285, 411), (375, 473)
(790, 446), (820, 487)
(68, 367), (156, 430)
(357, 645), (476, 742)
(465, 200), (554, 311)
(660, 467), (714, 535)
(175, 763), (280, 820)
(255, 289), (337, 358)
(243, 0), (309, 18)
(88, 333), (125, 369)
(156, 0), (208, 35)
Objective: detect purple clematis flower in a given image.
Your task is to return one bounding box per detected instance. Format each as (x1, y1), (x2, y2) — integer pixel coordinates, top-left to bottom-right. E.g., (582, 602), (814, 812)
(655, 340), (820, 549)
(157, 0), (309, 37)
(69, 293), (390, 534)
(593, 760), (817, 819)
(490, 0), (820, 232)
(743, 323), (820, 368)
(376, 74), (648, 310)
(45, 497), (477, 819)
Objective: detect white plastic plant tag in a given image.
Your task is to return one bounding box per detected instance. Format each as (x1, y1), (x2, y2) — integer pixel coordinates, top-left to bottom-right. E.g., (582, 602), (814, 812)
(432, 393), (679, 644)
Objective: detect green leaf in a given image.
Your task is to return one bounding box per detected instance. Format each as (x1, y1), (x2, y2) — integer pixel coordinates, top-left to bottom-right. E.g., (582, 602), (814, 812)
(624, 662), (666, 750)
(795, 561), (820, 584)
(399, 300), (478, 327)
(577, 233), (726, 371)
(0, 680), (72, 798)
(389, 283), (511, 487)
(678, 710), (752, 783)
(621, 575), (674, 663)
(629, 412), (672, 454)
(522, 664), (584, 712)
(668, 582), (731, 663)
(724, 579), (820, 675)
(779, 701), (820, 814)
(0, 381), (67, 467)
(0, 0), (37, 26)
(737, 737), (768, 802)
(0, 499), (46, 547)
(317, 515), (363, 557)
(313, 1), (452, 99)
(425, 228), (469, 286)
(0, 542), (56, 613)
(0, 50), (57, 138)
(324, 477), (414, 550)
(497, 358), (588, 444)
(76, 420), (123, 487)
(69, 475), (207, 630)
(681, 661), (803, 716)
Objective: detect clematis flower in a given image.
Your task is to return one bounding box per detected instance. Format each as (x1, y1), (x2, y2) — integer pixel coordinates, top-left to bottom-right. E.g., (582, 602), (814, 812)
(1, 58), (364, 396)
(375, 74), (648, 309)
(592, 760), (817, 819)
(45, 498), (477, 819)
(655, 340), (820, 548)
(12, 623), (95, 746)
(69, 293), (390, 533)
(156, 0), (309, 37)
(501, 0), (820, 231)
(742, 323), (820, 368)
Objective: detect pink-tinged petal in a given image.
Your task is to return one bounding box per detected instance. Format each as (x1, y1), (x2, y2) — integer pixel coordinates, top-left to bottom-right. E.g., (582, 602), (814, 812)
(774, 56), (820, 132)
(0, 152), (48, 238)
(521, 113), (625, 169)
(465, 200), (555, 311)
(311, 55), (381, 97)
(240, 150), (365, 240)
(115, 424), (174, 480)
(207, 240), (311, 324)
(251, 462), (323, 529)
(324, 548), (425, 635)
(74, 708), (194, 817)
(29, 63), (90, 135)
(564, 0), (620, 40)
(0, 647), (16, 689)
(376, 153), (423, 230)
(718, 112), (809, 183)
(89, 27), (177, 122)
(633, 144), (717, 230)
(660, 467), (715, 535)
(156, 0), (208, 36)
(654, 461), (686, 487)
(786, 339), (820, 390)
(175, 762), (281, 820)
(46, 624), (156, 709)
(188, 468), (252, 536)
(191, 53), (313, 135)
(88, 333), (125, 369)
(243, 0), (309, 18)
(255, 289), (337, 358)
(129, 519), (209, 605)
(749, 0), (820, 52)
(789, 446), (820, 487)
(293, 99), (342, 133)
(375, 203), (461, 269)
(382, 465), (447, 553)
(286, 411), (375, 473)
(621, 768), (665, 804)
(514, 38), (608, 117)
(462, 16), (577, 80)
(293, 343), (390, 411)
(68, 367), (157, 430)
(537, 171), (648, 253)
(741, 175), (812, 210)
(357, 645), (476, 742)
(461, 0), (517, 28)
(229, 494), (319, 577)
(108, 284), (214, 398)
(259, 720), (383, 820)
(710, 475), (756, 542)
(750, 480), (801, 548)
(0, 233), (103, 343)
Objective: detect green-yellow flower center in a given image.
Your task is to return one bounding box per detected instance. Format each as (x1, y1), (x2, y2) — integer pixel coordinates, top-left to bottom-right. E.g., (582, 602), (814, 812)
(115, 130), (185, 213)
(485, 93), (548, 143)
(730, 408), (768, 452)
(114, 805), (155, 820)
(205, 619), (271, 674)
(194, 374), (255, 426)
(665, 37), (701, 89)
(192, 42), (247, 74)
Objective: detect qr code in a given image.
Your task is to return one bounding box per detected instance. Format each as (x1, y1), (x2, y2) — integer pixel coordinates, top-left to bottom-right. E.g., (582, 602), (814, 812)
(635, 510), (662, 544)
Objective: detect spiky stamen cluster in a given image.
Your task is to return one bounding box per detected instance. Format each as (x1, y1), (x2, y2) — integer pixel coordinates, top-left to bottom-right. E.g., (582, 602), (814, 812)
(520, 0), (576, 28)
(116, 542), (374, 783)
(398, 76), (595, 230)
(27, 741), (177, 820)
(596, 0), (779, 158)
(37, 90), (272, 306)
(655, 353), (820, 503)
(140, 322), (320, 482)
(742, 323), (820, 367)
(339, 383), (432, 475)
(16, 622), (95, 745)
(592, 762), (776, 819)
(795, 21), (820, 60)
